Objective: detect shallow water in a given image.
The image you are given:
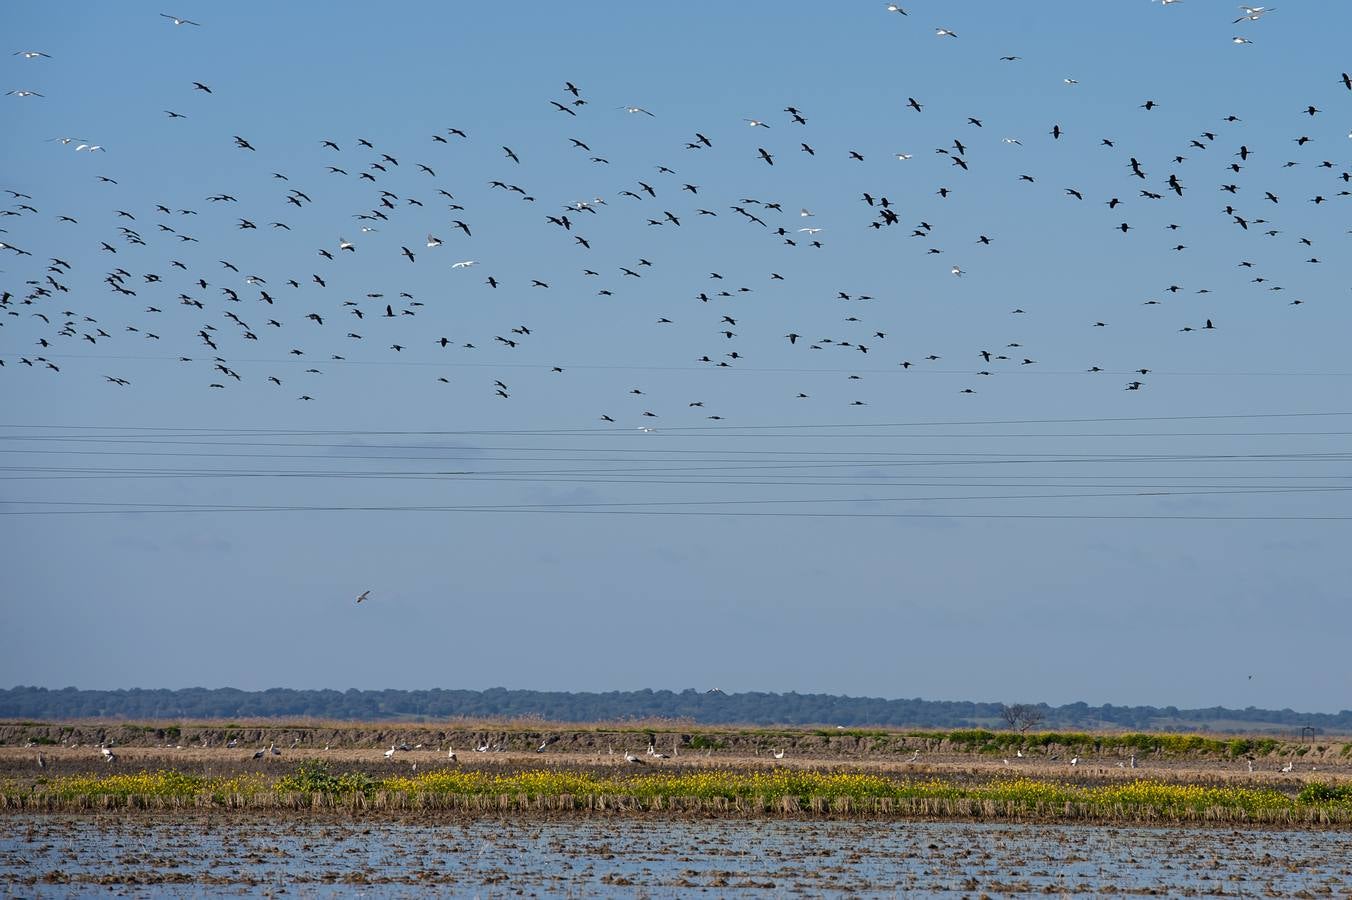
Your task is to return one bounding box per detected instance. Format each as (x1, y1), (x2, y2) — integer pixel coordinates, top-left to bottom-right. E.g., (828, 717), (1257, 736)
(1, 816), (1349, 897)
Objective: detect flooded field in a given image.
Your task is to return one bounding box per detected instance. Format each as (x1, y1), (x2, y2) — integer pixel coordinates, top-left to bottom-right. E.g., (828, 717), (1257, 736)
(2, 815), (1349, 897)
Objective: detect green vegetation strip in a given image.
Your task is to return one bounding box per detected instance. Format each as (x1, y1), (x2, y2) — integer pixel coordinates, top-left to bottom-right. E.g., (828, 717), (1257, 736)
(910, 730), (1284, 758)
(4, 765), (1351, 824)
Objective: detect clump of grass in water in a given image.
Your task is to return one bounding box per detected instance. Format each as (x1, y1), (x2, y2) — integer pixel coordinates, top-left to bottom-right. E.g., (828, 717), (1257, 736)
(275, 760), (375, 796)
(1297, 782), (1352, 804)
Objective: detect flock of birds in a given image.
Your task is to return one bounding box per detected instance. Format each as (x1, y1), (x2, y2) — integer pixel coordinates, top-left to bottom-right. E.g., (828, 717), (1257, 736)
(2, 5), (1348, 426)
(27, 736), (1324, 775)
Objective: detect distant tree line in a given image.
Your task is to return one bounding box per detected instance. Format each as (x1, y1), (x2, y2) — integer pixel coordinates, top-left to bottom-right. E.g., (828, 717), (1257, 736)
(2, 687), (1348, 732)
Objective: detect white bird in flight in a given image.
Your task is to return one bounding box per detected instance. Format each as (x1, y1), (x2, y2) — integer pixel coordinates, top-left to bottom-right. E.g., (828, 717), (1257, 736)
(160, 13), (201, 25)
(1235, 6), (1274, 23)
(451, 259), (477, 268)
(886, 3), (907, 14)
(6, 90), (44, 98)
(621, 106), (655, 117)
(935, 28), (957, 38)
(13, 50), (52, 59)
(951, 265), (964, 277)
(425, 234), (442, 248)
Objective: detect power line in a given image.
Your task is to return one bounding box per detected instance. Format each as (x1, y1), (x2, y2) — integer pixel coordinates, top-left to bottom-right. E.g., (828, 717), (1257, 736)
(30, 352), (1352, 378)
(0, 461), (1349, 484)
(2, 505), (1347, 521)
(5, 483), (1349, 509)
(1, 410), (1350, 435)
(7, 430), (1352, 444)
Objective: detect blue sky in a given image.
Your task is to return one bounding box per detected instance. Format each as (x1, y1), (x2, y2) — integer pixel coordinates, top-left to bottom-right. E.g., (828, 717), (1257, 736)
(2, 2), (1350, 713)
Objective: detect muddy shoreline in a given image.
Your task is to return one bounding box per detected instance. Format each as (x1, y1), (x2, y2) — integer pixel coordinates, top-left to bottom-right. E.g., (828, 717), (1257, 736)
(4, 817), (1349, 896)
(4, 800), (1349, 829)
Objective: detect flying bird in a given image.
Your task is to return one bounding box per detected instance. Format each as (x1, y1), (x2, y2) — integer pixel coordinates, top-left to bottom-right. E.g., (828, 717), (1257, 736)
(1234, 5), (1275, 23)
